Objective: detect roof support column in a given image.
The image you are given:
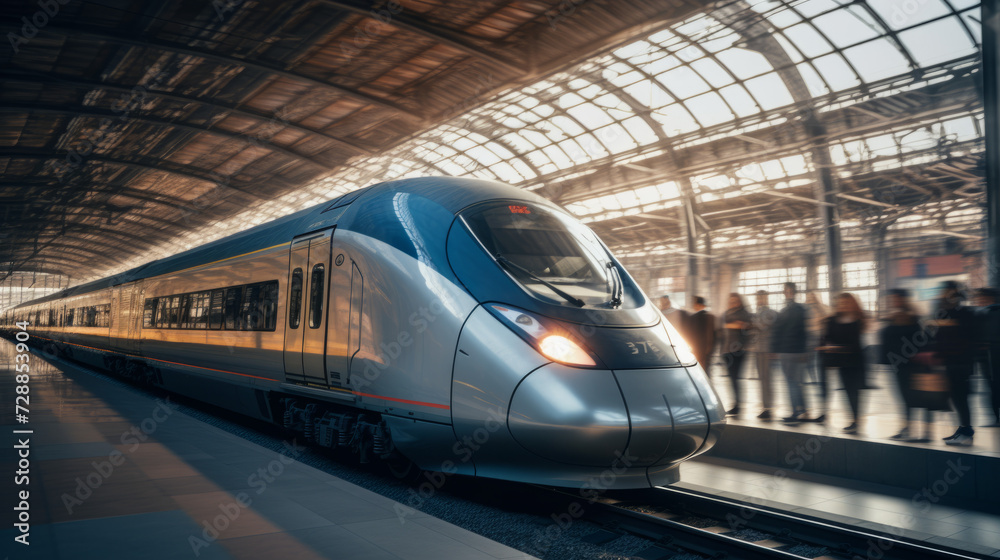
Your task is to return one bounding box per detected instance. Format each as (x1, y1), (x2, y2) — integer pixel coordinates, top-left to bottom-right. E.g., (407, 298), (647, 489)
(984, 0), (1000, 286)
(875, 226), (890, 315)
(808, 119), (843, 295)
(683, 197), (698, 303)
(679, 178), (700, 303)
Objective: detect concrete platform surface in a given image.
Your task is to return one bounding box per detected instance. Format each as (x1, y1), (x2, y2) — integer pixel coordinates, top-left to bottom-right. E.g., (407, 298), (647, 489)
(679, 458), (1000, 558)
(0, 339), (536, 560)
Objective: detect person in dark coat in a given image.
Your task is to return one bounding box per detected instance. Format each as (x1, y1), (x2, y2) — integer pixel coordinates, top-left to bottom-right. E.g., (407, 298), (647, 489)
(687, 296), (717, 375)
(881, 288), (925, 440)
(721, 293), (752, 416)
(928, 281), (977, 445)
(819, 293), (867, 434)
(771, 282), (810, 423)
(753, 290), (778, 420)
(973, 287), (1000, 426)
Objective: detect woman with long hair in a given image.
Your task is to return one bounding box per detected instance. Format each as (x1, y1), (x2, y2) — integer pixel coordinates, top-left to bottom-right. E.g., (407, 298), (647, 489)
(721, 293), (752, 416)
(818, 293), (867, 434)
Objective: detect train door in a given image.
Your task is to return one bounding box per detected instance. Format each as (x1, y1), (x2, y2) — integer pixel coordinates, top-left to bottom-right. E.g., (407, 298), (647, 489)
(110, 286), (123, 348)
(122, 283), (142, 354)
(283, 228), (334, 386)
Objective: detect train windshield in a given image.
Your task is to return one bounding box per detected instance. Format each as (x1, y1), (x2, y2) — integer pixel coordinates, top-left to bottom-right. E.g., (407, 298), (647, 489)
(462, 202), (630, 308)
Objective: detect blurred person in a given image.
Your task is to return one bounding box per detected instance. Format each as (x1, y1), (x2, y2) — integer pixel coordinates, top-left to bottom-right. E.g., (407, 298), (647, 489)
(753, 290), (778, 420)
(974, 288), (1000, 426)
(804, 292), (832, 387)
(688, 296), (717, 375)
(659, 295), (689, 333)
(771, 282), (811, 423)
(928, 281), (976, 445)
(721, 293), (752, 416)
(881, 289), (926, 440)
(818, 293), (867, 434)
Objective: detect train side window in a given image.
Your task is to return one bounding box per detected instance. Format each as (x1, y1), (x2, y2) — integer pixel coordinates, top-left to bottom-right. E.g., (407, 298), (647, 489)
(223, 287), (242, 330)
(288, 269), (303, 329)
(208, 290), (224, 329)
(143, 298), (158, 328)
(188, 291), (210, 329)
(156, 298), (168, 328)
(308, 264), (325, 329)
(168, 296), (181, 328)
(261, 281), (279, 331)
(178, 295), (192, 328)
(240, 283), (263, 331)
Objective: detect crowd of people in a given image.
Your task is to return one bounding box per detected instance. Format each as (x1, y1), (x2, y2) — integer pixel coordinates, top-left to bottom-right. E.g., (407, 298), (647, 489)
(659, 281), (1000, 446)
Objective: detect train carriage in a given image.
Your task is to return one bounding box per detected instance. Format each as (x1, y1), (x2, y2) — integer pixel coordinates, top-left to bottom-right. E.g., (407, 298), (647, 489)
(2, 177), (725, 489)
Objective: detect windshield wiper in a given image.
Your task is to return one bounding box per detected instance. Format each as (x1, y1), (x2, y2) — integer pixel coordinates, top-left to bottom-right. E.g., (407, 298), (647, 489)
(607, 262), (623, 308)
(495, 255), (585, 307)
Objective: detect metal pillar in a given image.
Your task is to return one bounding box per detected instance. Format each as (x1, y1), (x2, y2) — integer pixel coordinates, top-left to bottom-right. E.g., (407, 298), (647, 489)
(985, 0), (1000, 286)
(808, 119), (843, 295)
(875, 226), (890, 315)
(683, 197), (699, 303)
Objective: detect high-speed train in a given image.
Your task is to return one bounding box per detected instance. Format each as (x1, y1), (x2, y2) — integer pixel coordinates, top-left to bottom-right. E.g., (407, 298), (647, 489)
(2, 177), (724, 488)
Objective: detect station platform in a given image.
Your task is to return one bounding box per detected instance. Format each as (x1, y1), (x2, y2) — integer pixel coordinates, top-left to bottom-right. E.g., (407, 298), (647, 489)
(0, 339), (535, 560)
(704, 358), (1000, 511)
(677, 457), (1000, 558)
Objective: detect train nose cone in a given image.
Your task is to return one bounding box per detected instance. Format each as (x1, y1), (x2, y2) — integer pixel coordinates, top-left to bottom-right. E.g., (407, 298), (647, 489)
(507, 363), (629, 467)
(613, 367), (719, 467)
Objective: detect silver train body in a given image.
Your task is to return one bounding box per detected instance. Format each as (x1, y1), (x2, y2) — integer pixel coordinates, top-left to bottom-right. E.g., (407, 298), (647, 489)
(2, 177), (724, 488)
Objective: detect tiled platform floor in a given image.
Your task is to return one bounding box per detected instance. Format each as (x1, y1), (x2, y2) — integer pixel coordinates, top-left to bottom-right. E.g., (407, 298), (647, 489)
(0, 339), (535, 560)
(707, 354), (1000, 456)
(679, 458), (1000, 558)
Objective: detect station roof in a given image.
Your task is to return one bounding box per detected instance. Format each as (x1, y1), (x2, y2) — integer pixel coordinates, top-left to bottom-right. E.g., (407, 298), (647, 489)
(0, 0), (986, 300)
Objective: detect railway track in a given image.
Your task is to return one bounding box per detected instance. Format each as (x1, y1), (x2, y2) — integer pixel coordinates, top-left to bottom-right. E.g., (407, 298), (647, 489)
(542, 484), (984, 560)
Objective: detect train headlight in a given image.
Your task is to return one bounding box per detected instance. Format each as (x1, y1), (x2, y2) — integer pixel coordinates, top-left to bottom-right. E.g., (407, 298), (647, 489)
(538, 335), (595, 366)
(487, 304), (597, 367)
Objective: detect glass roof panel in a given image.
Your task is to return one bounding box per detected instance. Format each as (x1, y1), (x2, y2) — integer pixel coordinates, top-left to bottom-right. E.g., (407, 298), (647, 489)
(621, 116), (660, 144)
(767, 4), (802, 28)
(943, 115), (979, 141)
(773, 33), (805, 63)
(566, 103), (615, 128)
(715, 48), (773, 80)
(718, 84), (760, 117)
(842, 40), (911, 82)
(598, 123), (638, 153)
(684, 92), (733, 126)
(795, 0), (843, 18)
(643, 54), (684, 75)
(812, 54), (861, 91)
(622, 80), (673, 108)
(812, 7), (880, 47)
(897, 18), (976, 66)
(743, 73), (795, 109)
(795, 62), (829, 96)
(609, 70), (645, 88)
(550, 115), (585, 136)
(690, 58), (735, 88)
(656, 66), (711, 98)
(868, 0), (953, 30)
(783, 23), (835, 57)
(652, 104), (700, 135)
